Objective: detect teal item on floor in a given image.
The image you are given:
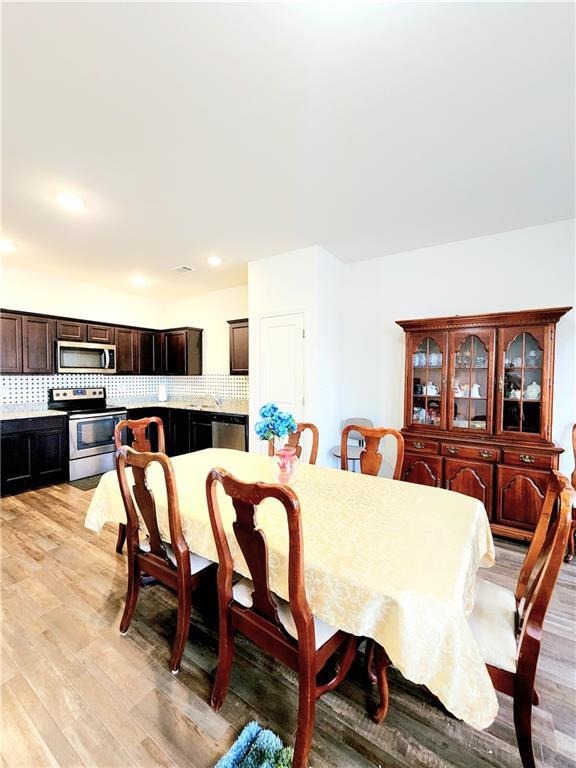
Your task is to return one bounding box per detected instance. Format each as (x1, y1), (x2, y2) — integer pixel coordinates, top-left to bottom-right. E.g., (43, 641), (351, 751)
(214, 722), (294, 768)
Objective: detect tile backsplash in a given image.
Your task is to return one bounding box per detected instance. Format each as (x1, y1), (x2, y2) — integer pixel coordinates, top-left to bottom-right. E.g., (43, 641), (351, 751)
(0, 374), (248, 405)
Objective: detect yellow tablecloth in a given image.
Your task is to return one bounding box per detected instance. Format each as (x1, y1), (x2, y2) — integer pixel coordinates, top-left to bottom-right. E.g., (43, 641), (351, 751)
(85, 448), (497, 729)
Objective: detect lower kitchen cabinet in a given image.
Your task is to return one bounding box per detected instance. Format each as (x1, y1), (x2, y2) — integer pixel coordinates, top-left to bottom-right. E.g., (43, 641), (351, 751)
(190, 413), (213, 452)
(125, 408), (169, 452)
(169, 410), (192, 456)
(444, 458), (493, 513)
(1, 416), (68, 495)
(401, 453), (442, 486)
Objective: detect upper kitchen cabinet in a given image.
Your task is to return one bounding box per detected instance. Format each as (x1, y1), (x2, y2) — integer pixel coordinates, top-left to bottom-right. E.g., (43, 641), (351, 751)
(0, 312), (22, 373)
(115, 327), (139, 374)
(56, 319), (87, 342)
(138, 330), (158, 375)
(1, 311), (55, 374)
(22, 316), (54, 374)
(87, 324), (115, 344)
(228, 318), (249, 375)
(161, 328), (203, 375)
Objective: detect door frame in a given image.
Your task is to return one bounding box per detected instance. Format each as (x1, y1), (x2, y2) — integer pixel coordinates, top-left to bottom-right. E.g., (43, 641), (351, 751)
(252, 310), (309, 454)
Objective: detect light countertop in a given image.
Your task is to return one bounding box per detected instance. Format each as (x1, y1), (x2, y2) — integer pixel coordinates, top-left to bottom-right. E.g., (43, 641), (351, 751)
(1, 399), (249, 422)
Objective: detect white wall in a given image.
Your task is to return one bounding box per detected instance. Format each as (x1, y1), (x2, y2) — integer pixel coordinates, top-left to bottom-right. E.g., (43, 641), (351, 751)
(0, 264), (163, 328)
(340, 220), (575, 475)
(248, 246), (344, 463)
(162, 285), (248, 374)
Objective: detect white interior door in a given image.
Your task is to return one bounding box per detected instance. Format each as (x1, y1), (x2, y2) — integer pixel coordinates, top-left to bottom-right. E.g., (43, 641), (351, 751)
(259, 312), (306, 422)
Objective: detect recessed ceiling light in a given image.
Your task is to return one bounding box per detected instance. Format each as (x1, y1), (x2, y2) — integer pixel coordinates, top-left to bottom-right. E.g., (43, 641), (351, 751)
(131, 276), (147, 288)
(56, 191), (86, 213)
(0, 239), (17, 254)
(207, 255), (223, 267)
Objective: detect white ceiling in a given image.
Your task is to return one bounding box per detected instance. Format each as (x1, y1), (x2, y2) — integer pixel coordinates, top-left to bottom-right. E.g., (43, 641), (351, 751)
(2, 2), (574, 298)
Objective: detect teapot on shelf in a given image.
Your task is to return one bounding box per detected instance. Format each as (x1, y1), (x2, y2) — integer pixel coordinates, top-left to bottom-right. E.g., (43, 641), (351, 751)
(425, 382), (439, 396)
(524, 382), (541, 400)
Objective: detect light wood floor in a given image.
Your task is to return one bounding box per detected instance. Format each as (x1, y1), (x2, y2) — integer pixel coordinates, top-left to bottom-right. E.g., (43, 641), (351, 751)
(1, 482), (575, 768)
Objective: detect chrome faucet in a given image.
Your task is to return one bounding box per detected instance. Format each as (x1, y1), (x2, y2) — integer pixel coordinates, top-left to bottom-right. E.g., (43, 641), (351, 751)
(202, 393), (223, 407)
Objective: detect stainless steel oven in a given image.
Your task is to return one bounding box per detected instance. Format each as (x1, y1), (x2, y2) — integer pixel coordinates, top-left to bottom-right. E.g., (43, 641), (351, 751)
(68, 410), (127, 480)
(56, 341), (116, 374)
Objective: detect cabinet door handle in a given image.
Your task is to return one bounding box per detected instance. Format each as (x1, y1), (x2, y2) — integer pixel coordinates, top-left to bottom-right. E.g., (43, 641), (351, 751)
(446, 446), (459, 455)
(413, 441), (425, 449)
(519, 454), (536, 463)
(479, 449), (493, 459)
(498, 377), (504, 392)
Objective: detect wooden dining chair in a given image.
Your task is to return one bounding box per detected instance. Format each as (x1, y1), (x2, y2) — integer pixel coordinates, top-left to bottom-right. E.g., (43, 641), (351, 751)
(116, 445), (214, 674)
(340, 424), (405, 480)
(206, 468), (357, 768)
(373, 470), (573, 768)
(267, 422), (320, 465)
(564, 423), (576, 562)
(114, 416), (166, 554)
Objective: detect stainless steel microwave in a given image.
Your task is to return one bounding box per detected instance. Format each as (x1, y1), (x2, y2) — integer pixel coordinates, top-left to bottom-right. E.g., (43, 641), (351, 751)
(55, 341), (116, 374)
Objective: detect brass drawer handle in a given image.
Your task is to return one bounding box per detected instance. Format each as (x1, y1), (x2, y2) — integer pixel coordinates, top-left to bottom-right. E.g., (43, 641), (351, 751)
(479, 449), (493, 459)
(519, 454), (536, 464)
(413, 441), (425, 449)
(446, 446), (459, 455)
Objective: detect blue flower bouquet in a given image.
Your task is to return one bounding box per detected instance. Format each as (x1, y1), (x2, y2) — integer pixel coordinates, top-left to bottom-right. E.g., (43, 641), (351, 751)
(254, 403), (297, 445)
(254, 403), (298, 482)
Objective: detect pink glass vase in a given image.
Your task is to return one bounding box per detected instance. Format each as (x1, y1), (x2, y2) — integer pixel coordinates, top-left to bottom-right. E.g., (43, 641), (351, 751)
(274, 445), (297, 484)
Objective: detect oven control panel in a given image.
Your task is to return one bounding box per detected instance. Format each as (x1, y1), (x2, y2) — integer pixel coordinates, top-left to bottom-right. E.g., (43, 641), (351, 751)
(50, 387), (105, 401)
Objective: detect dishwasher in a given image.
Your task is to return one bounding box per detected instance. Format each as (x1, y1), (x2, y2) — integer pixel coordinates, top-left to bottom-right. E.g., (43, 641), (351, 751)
(211, 414), (247, 451)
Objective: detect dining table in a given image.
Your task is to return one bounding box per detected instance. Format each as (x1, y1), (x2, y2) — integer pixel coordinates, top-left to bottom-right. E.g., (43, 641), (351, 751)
(84, 447), (498, 730)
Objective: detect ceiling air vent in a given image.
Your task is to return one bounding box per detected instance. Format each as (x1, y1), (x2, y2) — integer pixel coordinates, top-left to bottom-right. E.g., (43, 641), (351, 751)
(172, 264), (196, 273)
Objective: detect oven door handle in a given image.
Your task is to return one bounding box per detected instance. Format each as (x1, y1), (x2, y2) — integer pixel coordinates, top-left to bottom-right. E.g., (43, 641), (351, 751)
(103, 348), (110, 369)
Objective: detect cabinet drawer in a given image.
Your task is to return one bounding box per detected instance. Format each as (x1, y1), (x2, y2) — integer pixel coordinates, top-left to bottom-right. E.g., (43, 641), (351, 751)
(502, 450), (553, 470)
(2, 416), (66, 434)
(441, 443), (500, 463)
(405, 438), (439, 454)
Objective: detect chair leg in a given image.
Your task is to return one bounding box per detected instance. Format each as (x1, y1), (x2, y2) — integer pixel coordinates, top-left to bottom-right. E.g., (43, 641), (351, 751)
(293, 664), (316, 768)
(365, 638), (377, 685)
(211, 613), (234, 712)
(513, 685), (537, 768)
(116, 523), (127, 554)
(170, 587), (192, 674)
(316, 637), (358, 698)
(373, 644), (391, 724)
(119, 555), (140, 635)
(565, 524), (575, 563)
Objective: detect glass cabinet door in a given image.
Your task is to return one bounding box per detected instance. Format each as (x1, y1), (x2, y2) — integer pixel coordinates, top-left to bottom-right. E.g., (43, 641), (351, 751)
(496, 327), (549, 439)
(448, 329), (495, 433)
(408, 332), (447, 429)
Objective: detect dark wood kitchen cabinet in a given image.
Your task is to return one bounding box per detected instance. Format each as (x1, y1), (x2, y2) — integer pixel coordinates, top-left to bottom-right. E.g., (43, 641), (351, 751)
(0, 312), (22, 373)
(397, 307), (570, 541)
(169, 409), (191, 456)
(1, 416), (68, 495)
(138, 330), (158, 375)
(1, 308), (205, 378)
(56, 320), (86, 341)
(228, 318), (249, 375)
(126, 407), (169, 452)
(161, 328), (203, 376)
(115, 327), (139, 374)
(87, 324), (114, 344)
(22, 316), (54, 374)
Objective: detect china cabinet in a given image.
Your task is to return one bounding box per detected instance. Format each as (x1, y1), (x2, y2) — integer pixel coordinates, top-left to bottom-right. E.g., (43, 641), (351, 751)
(397, 307), (571, 541)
